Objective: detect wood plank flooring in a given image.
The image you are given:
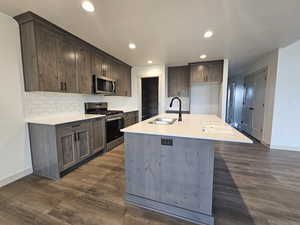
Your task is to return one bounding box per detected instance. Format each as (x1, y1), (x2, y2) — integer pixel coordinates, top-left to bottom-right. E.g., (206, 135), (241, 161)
(1, 142), (300, 225)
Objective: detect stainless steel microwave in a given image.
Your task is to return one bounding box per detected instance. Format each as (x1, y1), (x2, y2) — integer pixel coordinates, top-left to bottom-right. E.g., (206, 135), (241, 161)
(93, 74), (116, 95)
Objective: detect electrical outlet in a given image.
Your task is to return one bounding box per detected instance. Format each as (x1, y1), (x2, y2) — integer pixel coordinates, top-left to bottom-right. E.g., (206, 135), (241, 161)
(161, 138), (173, 146)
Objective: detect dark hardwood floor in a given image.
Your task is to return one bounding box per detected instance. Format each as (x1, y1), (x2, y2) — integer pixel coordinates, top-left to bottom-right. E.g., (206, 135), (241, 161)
(1, 142), (300, 225)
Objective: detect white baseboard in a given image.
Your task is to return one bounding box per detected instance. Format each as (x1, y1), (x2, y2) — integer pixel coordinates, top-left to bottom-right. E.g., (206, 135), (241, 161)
(0, 168), (33, 188)
(270, 145), (300, 152)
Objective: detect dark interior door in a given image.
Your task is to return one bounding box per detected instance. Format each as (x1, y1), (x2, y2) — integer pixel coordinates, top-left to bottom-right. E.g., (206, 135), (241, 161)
(142, 77), (159, 121)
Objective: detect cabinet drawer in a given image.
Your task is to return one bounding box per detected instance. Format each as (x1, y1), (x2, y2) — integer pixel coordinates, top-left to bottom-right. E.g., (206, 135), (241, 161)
(56, 120), (90, 131)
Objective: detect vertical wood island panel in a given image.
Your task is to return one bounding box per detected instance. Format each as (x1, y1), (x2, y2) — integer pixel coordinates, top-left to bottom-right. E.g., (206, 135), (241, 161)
(124, 133), (215, 225)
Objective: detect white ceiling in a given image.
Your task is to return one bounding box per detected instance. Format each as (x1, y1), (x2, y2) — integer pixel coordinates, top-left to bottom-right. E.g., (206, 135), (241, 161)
(1, 0), (300, 72)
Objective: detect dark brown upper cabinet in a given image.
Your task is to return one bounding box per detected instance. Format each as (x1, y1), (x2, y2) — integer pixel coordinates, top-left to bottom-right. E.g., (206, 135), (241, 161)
(15, 11), (132, 96)
(117, 63), (132, 97)
(57, 35), (78, 93)
(91, 52), (132, 96)
(190, 60), (223, 83)
(92, 51), (104, 77)
(102, 56), (111, 77)
(31, 23), (61, 92)
(76, 43), (92, 94)
(168, 66), (190, 97)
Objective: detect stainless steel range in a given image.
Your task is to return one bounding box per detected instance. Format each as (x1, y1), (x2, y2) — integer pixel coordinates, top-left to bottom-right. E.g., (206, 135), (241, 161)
(85, 102), (124, 151)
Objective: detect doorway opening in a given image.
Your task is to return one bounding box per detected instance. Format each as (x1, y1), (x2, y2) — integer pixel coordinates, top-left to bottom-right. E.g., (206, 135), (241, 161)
(141, 77), (159, 121)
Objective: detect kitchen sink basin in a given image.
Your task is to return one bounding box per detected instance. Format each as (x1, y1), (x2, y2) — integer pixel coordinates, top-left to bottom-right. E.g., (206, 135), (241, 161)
(148, 117), (177, 125)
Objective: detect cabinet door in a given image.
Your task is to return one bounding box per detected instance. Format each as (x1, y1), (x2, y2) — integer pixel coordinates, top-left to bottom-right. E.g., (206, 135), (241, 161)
(92, 51), (104, 76)
(110, 61), (122, 95)
(102, 56), (111, 77)
(190, 64), (206, 83)
(76, 128), (90, 161)
(124, 66), (132, 96)
(76, 44), (92, 94)
(168, 67), (178, 97)
(124, 111), (138, 127)
(35, 24), (60, 92)
(207, 62), (223, 82)
(168, 66), (189, 97)
(190, 61), (223, 83)
(57, 36), (77, 93)
(57, 128), (77, 171)
(91, 118), (106, 154)
(177, 66), (190, 96)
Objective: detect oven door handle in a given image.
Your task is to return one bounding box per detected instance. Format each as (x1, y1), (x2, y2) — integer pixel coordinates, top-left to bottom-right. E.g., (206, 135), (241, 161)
(106, 117), (123, 122)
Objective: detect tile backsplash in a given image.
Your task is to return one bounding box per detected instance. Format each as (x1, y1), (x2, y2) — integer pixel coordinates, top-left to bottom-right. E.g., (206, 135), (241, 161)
(23, 92), (85, 119)
(23, 92), (138, 119)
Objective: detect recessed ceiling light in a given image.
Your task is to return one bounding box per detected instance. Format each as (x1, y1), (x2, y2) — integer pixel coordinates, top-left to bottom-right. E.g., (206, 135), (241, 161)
(129, 43), (136, 49)
(204, 30), (213, 38)
(82, 1), (95, 12)
(200, 54), (207, 59)
(147, 60), (153, 64)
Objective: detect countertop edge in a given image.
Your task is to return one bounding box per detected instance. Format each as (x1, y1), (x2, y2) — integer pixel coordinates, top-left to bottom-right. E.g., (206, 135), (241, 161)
(121, 130), (253, 144)
(27, 114), (106, 126)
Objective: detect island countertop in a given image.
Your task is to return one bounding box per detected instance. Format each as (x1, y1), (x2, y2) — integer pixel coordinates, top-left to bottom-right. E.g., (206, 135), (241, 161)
(121, 113), (252, 144)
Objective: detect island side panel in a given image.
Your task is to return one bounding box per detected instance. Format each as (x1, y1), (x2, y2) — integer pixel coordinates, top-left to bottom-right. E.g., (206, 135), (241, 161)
(125, 133), (161, 200)
(124, 133), (214, 225)
(160, 137), (214, 215)
(28, 123), (60, 180)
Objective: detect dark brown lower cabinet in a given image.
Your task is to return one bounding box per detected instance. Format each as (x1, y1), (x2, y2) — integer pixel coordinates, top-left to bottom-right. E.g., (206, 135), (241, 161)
(56, 126), (77, 171)
(124, 111), (139, 128)
(90, 117), (106, 154)
(29, 117), (106, 180)
(75, 123), (91, 161)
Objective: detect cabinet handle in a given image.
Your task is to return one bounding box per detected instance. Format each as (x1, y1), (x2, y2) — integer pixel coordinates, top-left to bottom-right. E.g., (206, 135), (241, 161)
(64, 82), (67, 92)
(60, 82), (64, 91)
(74, 133), (77, 142)
(77, 133), (80, 141)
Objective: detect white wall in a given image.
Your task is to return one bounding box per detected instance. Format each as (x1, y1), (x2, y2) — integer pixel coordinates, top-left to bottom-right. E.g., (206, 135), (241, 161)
(0, 13), (32, 187)
(270, 40), (300, 151)
(231, 50), (278, 145)
(190, 83), (220, 114)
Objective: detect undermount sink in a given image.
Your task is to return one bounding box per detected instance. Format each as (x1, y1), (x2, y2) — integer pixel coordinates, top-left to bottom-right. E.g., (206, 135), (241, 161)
(149, 117), (177, 125)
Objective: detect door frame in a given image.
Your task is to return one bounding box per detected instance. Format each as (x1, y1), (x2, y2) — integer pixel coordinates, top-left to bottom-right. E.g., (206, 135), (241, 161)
(138, 75), (160, 121)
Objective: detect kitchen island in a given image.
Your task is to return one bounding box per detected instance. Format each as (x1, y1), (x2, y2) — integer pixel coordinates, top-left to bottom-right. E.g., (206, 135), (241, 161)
(121, 114), (252, 225)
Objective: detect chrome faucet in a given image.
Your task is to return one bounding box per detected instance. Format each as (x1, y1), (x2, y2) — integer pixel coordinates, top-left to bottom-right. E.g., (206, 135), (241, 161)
(169, 97), (182, 121)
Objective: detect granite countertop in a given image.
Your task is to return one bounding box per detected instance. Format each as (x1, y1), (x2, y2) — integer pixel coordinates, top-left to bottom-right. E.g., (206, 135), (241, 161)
(121, 113), (252, 144)
(27, 114), (106, 125)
